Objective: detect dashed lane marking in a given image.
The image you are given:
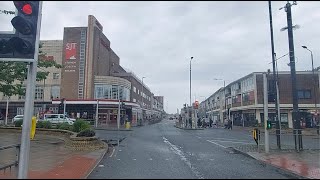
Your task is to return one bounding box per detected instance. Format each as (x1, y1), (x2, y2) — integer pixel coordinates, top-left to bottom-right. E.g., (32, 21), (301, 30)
(206, 140), (227, 148)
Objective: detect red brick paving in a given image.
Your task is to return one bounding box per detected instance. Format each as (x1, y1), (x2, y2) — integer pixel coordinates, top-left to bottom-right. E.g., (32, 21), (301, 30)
(0, 154), (96, 179)
(29, 155), (96, 179)
(0, 133), (106, 179)
(248, 151), (320, 179)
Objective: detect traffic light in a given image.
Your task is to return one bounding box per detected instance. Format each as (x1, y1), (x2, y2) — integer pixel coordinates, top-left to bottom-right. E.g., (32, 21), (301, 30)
(0, 1), (40, 60)
(266, 120), (272, 129)
(194, 100), (199, 109)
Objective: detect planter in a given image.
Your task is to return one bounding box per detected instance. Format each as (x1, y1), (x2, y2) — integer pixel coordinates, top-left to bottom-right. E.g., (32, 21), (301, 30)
(0, 127), (107, 151)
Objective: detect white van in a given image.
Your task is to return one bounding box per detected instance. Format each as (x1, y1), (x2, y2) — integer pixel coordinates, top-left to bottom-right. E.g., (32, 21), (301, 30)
(43, 114), (75, 125)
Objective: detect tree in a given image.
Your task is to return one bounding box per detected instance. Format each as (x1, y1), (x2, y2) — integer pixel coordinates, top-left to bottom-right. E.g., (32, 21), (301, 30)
(0, 43), (62, 124)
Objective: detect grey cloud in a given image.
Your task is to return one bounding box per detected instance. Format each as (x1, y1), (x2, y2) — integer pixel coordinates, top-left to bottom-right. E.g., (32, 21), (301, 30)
(38, 1), (320, 113)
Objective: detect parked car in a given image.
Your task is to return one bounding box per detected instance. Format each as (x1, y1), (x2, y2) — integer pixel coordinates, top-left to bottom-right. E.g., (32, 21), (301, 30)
(13, 115), (24, 122)
(43, 114), (75, 125)
(13, 115), (39, 123)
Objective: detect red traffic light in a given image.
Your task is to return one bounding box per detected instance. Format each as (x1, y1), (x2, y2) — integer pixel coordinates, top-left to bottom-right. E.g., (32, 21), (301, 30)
(14, 1), (34, 15)
(22, 4), (32, 15)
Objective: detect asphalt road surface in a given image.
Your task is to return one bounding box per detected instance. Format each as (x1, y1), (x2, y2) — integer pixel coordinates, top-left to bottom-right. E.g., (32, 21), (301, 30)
(88, 119), (298, 179)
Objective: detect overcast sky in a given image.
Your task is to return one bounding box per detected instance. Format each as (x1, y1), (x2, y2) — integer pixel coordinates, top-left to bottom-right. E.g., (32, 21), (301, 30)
(37, 1), (320, 113)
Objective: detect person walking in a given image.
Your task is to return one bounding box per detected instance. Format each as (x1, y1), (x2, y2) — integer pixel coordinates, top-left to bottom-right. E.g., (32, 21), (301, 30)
(227, 119), (232, 130)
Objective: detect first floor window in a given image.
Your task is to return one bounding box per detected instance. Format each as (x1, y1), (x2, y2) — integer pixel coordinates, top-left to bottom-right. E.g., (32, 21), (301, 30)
(35, 86), (44, 100)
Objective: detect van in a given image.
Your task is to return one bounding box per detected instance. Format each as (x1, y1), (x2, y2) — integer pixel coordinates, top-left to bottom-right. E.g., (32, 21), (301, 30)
(43, 114), (75, 125)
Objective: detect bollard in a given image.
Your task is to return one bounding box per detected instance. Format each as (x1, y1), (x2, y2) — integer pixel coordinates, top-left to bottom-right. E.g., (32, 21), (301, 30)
(30, 116), (36, 140)
(125, 122), (131, 130)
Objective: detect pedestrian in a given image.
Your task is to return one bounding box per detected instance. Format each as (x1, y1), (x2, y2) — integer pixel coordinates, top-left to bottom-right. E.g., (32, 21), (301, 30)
(197, 118), (201, 128)
(209, 118), (213, 128)
(227, 119), (232, 130)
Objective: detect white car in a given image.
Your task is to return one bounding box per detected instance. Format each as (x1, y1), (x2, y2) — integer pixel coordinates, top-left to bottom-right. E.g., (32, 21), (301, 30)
(13, 115), (39, 123)
(43, 114), (75, 125)
(13, 115), (24, 122)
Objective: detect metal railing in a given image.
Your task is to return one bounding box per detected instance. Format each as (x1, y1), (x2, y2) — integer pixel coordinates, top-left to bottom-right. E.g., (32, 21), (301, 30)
(0, 144), (20, 172)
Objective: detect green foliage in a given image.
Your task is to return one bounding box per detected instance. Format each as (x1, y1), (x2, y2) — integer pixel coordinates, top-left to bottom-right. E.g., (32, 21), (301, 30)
(56, 122), (73, 131)
(73, 119), (90, 133)
(0, 43), (62, 97)
(14, 120), (23, 127)
(76, 129), (95, 137)
(36, 121), (51, 129)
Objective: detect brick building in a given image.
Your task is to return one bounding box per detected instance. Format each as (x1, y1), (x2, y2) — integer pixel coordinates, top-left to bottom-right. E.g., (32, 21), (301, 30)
(200, 71), (320, 128)
(0, 15), (165, 126)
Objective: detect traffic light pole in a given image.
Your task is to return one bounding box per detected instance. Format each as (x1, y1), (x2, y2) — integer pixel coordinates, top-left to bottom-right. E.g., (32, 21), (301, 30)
(263, 73), (270, 153)
(18, 2), (43, 179)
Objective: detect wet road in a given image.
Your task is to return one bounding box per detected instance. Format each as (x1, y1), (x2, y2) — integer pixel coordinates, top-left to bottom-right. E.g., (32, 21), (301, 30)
(88, 119), (296, 179)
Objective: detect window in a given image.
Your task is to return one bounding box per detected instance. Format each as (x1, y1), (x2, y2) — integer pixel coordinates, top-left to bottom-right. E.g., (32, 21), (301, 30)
(133, 87), (136, 93)
(280, 113), (288, 123)
(133, 98), (136, 102)
(95, 85), (104, 99)
(51, 86), (60, 99)
(298, 90), (311, 99)
(35, 86), (44, 100)
(53, 73), (60, 79)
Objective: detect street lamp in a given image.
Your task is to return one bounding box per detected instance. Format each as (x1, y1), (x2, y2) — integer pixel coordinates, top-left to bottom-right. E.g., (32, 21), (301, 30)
(302, 45), (318, 126)
(190, 57), (194, 107)
(141, 76), (146, 125)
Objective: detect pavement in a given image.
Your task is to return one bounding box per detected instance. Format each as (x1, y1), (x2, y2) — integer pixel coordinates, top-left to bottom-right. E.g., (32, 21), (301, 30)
(0, 132), (108, 179)
(228, 126), (320, 179)
(232, 125), (320, 136)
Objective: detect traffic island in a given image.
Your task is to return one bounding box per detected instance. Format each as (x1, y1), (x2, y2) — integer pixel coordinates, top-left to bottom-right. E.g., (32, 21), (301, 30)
(0, 127), (108, 179)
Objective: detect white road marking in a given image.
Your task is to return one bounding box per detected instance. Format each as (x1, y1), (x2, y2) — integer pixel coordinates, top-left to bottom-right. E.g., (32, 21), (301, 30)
(117, 158), (120, 160)
(133, 158), (136, 160)
(119, 149), (122, 152)
(149, 158), (153, 160)
(210, 139), (253, 144)
(98, 164), (104, 167)
(209, 159), (214, 161)
(109, 148), (116, 157)
(163, 136), (204, 179)
(206, 140), (227, 148)
(210, 137), (251, 142)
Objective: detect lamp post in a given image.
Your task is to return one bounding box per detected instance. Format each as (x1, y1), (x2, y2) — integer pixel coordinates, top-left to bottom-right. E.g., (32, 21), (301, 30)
(302, 45), (318, 127)
(141, 77), (146, 125)
(189, 57), (194, 107)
